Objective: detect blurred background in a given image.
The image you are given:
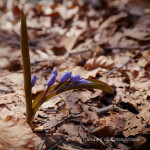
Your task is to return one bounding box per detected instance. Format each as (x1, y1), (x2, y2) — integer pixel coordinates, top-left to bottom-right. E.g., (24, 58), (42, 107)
(0, 0), (150, 74)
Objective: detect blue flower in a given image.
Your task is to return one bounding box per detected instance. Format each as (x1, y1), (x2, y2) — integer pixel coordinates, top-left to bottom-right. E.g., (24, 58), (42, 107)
(77, 79), (91, 84)
(60, 72), (72, 83)
(47, 73), (56, 87)
(31, 75), (37, 87)
(52, 69), (58, 77)
(70, 74), (81, 83)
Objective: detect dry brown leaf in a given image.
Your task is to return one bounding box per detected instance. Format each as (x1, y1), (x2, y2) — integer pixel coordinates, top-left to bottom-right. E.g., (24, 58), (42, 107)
(114, 89), (150, 137)
(58, 143), (82, 150)
(124, 15), (150, 41)
(0, 73), (23, 92)
(66, 92), (82, 114)
(139, 103), (150, 124)
(123, 113), (145, 137)
(0, 93), (26, 119)
(0, 58), (9, 69)
(97, 12), (128, 33)
(142, 49), (150, 60)
(126, 70), (150, 90)
(55, 5), (79, 20)
(71, 66), (101, 79)
(60, 28), (85, 51)
(137, 58), (148, 68)
(94, 11), (128, 44)
(42, 95), (63, 109)
(59, 123), (79, 137)
(107, 76), (129, 88)
(0, 116), (39, 150)
(84, 55), (114, 70)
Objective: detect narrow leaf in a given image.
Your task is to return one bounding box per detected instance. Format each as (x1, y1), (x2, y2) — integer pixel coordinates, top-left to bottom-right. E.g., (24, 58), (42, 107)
(21, 11), (32, 125)
(32, 81), (69, 107)
(33, 81), (114, 115)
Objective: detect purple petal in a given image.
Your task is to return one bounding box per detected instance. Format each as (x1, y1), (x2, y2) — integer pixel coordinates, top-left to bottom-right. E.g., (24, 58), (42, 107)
(31, 75), (37, 87)
(77, 79), (91, 84)
(52, 69), (58, 77)
(70, 74), (81, 83)
(47, 74), (56, 87)
(60, 72), (72, 83)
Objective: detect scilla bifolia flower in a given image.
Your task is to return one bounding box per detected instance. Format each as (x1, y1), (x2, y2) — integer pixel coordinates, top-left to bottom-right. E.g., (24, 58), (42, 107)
(47, 73), (56, 87)
(60, 72), (72, 83)
(31, 75), (37, 87)
(52, 69), (58, 77)
(70, 74), (81, 83)
(21, 11), (114, 126)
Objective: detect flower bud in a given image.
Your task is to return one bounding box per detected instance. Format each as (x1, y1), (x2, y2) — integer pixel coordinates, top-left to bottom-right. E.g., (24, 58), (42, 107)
(60, 72), (72, 83)
(31, 75), (37, 87)
(47, 73), (56, 87)
(52, 69), (58, 77)
(70, 74), (81, 83)
(77, 79), (91, 84)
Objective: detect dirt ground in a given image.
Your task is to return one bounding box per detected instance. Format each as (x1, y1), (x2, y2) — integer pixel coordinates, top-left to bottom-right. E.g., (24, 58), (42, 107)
(0, 0), (150, 149)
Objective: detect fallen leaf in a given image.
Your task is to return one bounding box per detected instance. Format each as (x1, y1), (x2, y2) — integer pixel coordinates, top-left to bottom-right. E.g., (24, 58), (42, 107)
(124, 15), (150, 41)
(126, 70), (150, 90)
(123, 113), (145, 137)
(0, 116), (39, 149)
(84, 55), (114, 70)
(60, 28), (85, 51)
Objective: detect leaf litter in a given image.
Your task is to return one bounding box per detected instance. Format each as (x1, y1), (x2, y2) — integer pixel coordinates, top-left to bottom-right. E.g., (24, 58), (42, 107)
(0, 0), (150, 149)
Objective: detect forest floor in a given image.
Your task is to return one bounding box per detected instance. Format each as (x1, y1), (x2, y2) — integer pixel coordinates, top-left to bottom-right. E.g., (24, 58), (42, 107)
(0, 0), (150, 149)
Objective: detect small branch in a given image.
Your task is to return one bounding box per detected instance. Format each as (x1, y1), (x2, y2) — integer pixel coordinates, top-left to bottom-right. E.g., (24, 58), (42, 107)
(65, 44), (150, 58)
(44, 113), (81, 131)
(96, 104), (127, 115)
(103, 44), (150, 51)
(39, 108), (58, 113)
(29, 32), (57, 44)
(0, 88), (14, 93)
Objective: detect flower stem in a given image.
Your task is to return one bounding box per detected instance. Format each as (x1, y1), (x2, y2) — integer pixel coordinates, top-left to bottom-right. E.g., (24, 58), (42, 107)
(34, 87), (49, 107)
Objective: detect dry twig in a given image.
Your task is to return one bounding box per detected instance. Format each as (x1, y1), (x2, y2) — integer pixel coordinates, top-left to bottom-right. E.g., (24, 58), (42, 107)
(96, 104), (127, 115)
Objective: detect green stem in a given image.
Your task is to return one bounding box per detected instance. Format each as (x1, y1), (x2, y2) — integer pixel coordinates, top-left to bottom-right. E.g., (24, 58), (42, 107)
(34, 87), (49, 107)
(21, 11), (33, 126)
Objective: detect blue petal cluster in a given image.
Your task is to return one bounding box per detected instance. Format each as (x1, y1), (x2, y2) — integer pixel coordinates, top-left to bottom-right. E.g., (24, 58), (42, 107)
(60, 72), (72, 83)
(31, 69), (91, 89)
(47, 74), (56, 87)
(31, 75), (37, 87)
(47, 69), (58, 87)
(70, 74), (81, 83)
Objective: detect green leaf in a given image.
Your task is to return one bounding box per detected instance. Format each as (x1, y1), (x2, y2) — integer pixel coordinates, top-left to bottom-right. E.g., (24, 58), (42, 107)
(21, 11), (33, 125)
(33, 80), (114, 115)
(54, 82), (114, 97)
(32, 81), (70, 107)
(32, 85), (56, 107)
(87, 79), (110, 85)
